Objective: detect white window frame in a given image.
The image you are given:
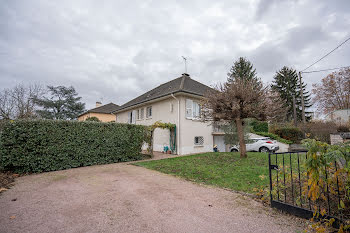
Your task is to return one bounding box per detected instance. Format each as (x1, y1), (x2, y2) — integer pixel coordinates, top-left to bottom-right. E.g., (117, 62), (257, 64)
(128, 110), (136, 124)
(146, 106), (152, 119)
(186, 99), (201, 120)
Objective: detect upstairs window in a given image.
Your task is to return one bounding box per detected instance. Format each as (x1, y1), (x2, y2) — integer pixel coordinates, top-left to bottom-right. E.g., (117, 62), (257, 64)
(146, 106), (152, 118)
(186, 99), (201, 119)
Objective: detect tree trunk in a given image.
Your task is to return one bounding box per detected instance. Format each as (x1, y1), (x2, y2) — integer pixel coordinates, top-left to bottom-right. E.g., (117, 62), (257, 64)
(235, 118), (247, 158)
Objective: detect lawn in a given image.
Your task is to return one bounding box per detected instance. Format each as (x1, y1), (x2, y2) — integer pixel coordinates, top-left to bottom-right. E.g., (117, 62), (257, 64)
(136, 152), (270, 194)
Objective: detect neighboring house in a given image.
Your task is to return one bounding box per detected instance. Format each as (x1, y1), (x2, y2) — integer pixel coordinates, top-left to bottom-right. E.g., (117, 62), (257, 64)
(113, 73), (218, 155)
(78, 102), (120, 122)
(325, 109), (350, 125)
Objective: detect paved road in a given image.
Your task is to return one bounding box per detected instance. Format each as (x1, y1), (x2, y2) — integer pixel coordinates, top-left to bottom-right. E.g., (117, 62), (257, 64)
(0, 160), (305, 233)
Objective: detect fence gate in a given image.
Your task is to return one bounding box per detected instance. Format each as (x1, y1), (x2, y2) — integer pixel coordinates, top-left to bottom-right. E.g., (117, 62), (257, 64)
(268, 151), (344, 227)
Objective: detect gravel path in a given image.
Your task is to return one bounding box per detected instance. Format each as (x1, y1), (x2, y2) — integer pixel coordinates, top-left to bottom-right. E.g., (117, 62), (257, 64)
(0, 158), (306, 233)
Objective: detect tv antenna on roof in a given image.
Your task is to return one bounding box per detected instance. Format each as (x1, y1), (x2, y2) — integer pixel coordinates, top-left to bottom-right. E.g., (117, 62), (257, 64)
(182, 56), (187, 73)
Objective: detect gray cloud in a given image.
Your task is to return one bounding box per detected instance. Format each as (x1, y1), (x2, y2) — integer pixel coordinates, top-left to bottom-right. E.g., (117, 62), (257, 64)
(0, 0), (349, 110)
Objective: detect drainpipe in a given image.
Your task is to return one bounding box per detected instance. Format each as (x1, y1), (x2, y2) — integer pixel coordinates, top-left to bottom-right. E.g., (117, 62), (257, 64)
(171, 94), (180, 155)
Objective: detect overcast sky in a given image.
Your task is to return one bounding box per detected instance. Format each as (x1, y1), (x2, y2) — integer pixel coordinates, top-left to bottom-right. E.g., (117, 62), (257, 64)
(1, 0), (349, 109)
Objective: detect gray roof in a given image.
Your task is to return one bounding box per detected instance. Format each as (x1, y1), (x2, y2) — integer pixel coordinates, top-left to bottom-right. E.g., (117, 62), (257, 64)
(80, 103), (120, 116)
(116, 73), (213, 112)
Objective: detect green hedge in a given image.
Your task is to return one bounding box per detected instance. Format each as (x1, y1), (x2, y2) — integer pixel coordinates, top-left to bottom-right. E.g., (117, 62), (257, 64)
(271, 127), (304, 143)
(253, 131), (293, 144)
(251, 120), (268, 133)
(0, 120), (147, 173)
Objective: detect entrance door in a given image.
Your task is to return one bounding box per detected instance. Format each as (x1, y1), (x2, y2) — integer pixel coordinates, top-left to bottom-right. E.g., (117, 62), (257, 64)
(213, 135), (226, 152)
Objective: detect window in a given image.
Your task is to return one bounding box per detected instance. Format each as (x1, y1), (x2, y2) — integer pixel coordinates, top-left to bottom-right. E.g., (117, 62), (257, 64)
(186, 99), (201, 119)
(141, 108), (144, 119)
(128, 110), (136, 124)
(193, 101), (200, 118)
(146, 106), (152, 118)
(194, 136), (204, 146)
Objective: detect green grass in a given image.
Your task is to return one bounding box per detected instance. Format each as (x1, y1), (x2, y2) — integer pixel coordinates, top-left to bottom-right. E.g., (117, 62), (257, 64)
(136, 152), (270, 193)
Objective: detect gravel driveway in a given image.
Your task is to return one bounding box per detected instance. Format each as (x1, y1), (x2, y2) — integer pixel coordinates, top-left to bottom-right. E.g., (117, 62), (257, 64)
(0, 159), (306, 233)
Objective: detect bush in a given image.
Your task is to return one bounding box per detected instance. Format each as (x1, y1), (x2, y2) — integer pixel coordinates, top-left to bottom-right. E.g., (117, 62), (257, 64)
(300, 121), (337, 144)
(251, 120), (268, 133)
(253, 131), (293, 144)
(0, 120), (147, 173)
(337, 125), (350, 132)
(271, 127), (304, 143)
(85, 116), (101, 122)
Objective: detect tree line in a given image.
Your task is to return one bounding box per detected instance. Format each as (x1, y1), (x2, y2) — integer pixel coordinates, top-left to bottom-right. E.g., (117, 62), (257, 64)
(0, 85), (85, 120)
(203, 57), (350, 158)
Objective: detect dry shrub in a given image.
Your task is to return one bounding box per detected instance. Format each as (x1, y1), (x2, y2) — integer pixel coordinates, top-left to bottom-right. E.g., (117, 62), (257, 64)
(301, 121), (337, 143)
(337, 125), (350, 133)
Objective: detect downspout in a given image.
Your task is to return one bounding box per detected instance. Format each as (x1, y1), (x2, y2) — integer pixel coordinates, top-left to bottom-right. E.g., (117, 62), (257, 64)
(171, 93), (180, 155)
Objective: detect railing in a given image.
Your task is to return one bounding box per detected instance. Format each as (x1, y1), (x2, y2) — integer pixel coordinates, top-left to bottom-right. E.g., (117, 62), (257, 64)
(268, 151), (346, 228)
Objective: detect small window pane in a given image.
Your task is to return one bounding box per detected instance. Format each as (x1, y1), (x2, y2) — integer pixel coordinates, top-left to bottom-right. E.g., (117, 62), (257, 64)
(146, 106), (152, 118)
(141, 108), (144, 119)
(186, 99), (193, 118)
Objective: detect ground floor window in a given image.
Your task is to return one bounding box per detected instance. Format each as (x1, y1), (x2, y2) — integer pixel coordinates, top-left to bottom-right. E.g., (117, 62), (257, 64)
(146, 106), (152, 118)
(194, 136), (204, 146)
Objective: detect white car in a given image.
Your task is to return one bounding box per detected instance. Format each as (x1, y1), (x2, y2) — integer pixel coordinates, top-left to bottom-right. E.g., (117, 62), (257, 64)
(230, 137), (279, 153)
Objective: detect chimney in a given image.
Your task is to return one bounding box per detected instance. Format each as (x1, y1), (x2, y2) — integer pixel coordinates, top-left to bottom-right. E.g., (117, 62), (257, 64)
(96, 101), (102, 108)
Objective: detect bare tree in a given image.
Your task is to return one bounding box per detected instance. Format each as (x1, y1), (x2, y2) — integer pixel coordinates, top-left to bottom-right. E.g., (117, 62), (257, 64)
(0, 89), (15, 120)
(0, 84), (43, 120)
(202, 78), (285, 158)
(312, 68), (350, 114)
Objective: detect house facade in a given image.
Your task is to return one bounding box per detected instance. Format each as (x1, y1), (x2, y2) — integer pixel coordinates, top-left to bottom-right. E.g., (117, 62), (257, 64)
(114, 73), (216, 155)
(325, 109), (350, 126)
(78, 102), (120, 122)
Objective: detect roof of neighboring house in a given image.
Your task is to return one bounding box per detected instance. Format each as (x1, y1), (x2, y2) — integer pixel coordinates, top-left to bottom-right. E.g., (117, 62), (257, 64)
(115, 73), (213, 112)
(79, 103), (120, 116)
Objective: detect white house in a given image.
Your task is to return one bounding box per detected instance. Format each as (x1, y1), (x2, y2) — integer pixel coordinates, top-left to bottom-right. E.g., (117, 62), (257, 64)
(113, 73), (224, 155)
(325, 109), (350, 125)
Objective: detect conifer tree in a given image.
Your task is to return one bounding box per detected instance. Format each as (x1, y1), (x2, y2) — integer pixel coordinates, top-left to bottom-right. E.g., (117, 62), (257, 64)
(272, 66), (312, 122)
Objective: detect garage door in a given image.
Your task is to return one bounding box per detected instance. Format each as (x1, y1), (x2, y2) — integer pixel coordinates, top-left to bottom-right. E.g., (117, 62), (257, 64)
(213, 135), (226, 152)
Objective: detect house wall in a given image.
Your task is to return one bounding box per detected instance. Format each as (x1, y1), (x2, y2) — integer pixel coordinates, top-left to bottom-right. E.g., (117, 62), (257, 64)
(78, 113), (116, 122)
(115, 94), (214, 155)
(178, 96), (213, 155)
(325, 109), (350, 125)
(116, 97), (178, 152)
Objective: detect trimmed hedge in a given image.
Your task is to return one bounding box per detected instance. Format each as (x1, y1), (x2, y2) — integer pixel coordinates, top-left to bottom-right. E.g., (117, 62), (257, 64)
(251, 120), (268, 133)
(271, 127), (304, 143)
(253, 131), (293, 144)
(0, 120), (147, 173)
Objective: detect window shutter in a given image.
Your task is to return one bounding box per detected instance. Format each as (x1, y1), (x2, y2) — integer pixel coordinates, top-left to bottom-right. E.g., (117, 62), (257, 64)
(128, 112), (131, 124)
(186, 99), (193, 118)
(132, 110), (136, 124)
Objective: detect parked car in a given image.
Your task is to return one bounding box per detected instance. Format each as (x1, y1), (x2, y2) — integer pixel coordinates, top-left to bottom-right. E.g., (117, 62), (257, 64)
(230, 137), (279, 153)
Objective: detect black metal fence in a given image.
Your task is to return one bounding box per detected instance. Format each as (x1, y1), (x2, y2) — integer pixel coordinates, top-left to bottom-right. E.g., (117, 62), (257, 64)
(268, 151), (345, 227)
